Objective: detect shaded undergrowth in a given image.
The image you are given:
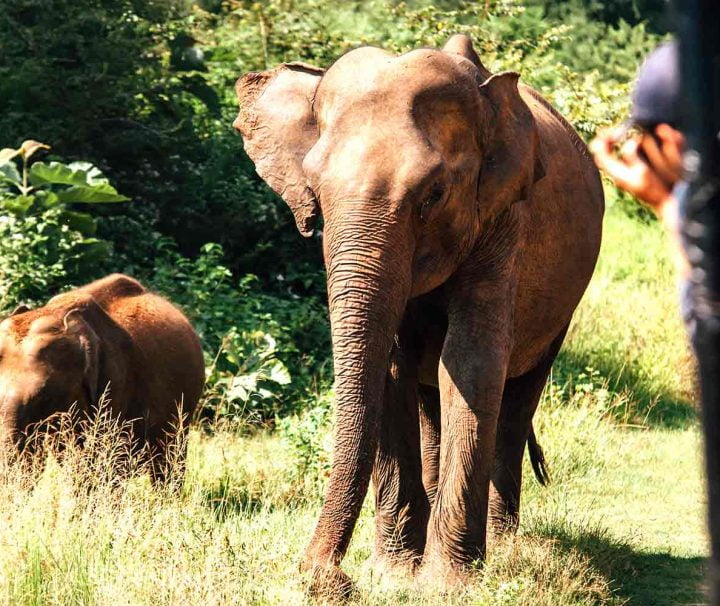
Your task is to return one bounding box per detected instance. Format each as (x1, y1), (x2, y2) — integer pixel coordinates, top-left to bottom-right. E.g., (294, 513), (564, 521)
(530, 518), (706, 606)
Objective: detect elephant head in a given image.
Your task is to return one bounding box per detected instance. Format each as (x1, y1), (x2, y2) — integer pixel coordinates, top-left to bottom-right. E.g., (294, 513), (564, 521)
(233, 34), (545, 576)
(0, 297), (126, 449)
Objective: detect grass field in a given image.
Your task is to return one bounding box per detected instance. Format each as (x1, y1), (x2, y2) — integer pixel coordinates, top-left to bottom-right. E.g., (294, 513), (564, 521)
(0, 203), (707, 605)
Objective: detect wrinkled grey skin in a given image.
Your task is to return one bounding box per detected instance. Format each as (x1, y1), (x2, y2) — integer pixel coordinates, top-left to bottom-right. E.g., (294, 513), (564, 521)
(234, 35), (603, 595)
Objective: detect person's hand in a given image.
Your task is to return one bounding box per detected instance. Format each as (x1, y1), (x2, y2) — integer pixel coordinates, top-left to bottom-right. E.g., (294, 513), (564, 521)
(590, 123), (684, 218)
(591, 123), (689, 278)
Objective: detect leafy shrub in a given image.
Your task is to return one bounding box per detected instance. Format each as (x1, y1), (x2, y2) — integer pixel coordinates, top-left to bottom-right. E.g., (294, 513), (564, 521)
(149, 241), (331, 422)
(0, 141), (126, 309)
(277, 395), (333, 495)
(0, 0), (663, 295)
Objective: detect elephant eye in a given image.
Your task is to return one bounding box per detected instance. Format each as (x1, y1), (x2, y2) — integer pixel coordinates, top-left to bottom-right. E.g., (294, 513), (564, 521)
(420, 185), (444, 221)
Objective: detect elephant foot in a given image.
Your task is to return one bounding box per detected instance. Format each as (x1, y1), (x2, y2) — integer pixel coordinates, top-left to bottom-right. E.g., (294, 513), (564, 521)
(302, 563), (355, 602)
(366, 550), (418, 583)
(414, 556), (473, 592)
(488, 512), (519, 543)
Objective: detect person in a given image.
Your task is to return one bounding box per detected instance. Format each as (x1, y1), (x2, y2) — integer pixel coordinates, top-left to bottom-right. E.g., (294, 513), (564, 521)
(591, 37), (720, 604)
(590, 41), (688, 278)
(590, 41), (698, 336)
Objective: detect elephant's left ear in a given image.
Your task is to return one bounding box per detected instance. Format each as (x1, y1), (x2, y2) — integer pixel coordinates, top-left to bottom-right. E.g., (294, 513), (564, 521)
(63, 308), (100, 406)
(10, 303), (30, 316)
(477, 72), (545, 219)
(234, 62), (324, 237)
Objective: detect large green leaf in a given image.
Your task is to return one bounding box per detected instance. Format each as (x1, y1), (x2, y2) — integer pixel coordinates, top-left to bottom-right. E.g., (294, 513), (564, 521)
(29, 161), (108, 187)
(1, 195), (35, 215)
(56, 184), (129, 204)
(67, 162), (108, 185)
(61, 210), (97, 235)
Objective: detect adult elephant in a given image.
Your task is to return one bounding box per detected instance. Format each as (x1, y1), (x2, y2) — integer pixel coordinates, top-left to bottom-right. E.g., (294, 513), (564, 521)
(234, 35), (603, 593)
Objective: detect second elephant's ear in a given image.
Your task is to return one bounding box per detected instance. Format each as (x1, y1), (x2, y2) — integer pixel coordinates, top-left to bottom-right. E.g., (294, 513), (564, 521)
(63, 308), (101, 406)
(477, 72), (545, 219)
(234, 62), (324, 237)
(10, 303), (30, 316)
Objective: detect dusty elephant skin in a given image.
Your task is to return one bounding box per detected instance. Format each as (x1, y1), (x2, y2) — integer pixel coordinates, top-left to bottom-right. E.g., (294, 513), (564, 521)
(234, 34), (604, 594)
(0, 274), (205, 483)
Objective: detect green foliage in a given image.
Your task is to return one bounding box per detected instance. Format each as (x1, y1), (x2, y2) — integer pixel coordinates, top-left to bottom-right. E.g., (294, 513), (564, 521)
(277, 395), (332, 494)
(0, 142), (128, 208)
(0, 140), (328, 420)
(149, 241), (331, 422)
(538, 0), (671, 33)
(0, 142), (125, 309)
(0, 0), (662, 287)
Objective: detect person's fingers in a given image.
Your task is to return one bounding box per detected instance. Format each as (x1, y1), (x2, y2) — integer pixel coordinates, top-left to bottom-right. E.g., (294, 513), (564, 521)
(592, 135), (673, 210)
(639, 134), (678, 185)
(592, 131), (642, 191)
(620, 137), (641, 162)
(589, 137), (609, 157)
(590, 125), (632, 152)
(591, 125), (679, 212)
(654, 124), (685, 180)
(589, 129), (616, 156)
(594, 147), (638, 191)
(656, 123), (684, 146)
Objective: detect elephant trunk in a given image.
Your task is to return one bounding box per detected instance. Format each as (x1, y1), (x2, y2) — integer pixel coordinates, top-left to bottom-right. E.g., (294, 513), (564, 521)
(304, 204), (413, 568)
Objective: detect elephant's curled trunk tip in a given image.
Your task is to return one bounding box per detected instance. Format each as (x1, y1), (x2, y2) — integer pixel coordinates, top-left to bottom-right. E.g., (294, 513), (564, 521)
(528, 425), (550, 486)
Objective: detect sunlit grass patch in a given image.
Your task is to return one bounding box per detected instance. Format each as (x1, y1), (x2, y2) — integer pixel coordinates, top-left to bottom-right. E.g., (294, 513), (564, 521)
(559, 202), (696, 427)
(0, 413), (705, 605)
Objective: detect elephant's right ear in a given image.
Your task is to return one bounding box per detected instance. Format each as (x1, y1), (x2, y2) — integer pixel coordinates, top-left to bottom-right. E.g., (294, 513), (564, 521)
(234, 62), (324, 237)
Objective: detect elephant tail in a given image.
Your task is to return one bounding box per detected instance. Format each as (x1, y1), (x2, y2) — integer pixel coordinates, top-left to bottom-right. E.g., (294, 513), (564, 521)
(528, 425), (550, 486)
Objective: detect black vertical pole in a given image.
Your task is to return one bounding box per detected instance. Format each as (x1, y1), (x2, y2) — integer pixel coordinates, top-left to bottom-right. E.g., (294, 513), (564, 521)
(676, 2), (720, 604)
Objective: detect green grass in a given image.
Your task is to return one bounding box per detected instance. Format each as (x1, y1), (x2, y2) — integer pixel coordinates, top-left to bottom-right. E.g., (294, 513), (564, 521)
(0, 202), (707, 605)
(558, 199), (695, 427)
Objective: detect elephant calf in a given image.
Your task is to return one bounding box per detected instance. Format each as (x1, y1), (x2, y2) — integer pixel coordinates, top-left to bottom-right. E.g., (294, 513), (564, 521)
(0, 274), (205, 482)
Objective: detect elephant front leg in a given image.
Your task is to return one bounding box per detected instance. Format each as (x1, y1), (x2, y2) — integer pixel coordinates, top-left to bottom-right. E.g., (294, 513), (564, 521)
(420, 308), (511, 583)
(372, 347), (429, 573)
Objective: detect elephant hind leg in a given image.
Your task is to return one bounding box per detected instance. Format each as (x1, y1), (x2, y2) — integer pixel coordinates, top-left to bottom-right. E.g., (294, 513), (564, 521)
(489, 324), (568, 537)
(418, 384), (441, 508)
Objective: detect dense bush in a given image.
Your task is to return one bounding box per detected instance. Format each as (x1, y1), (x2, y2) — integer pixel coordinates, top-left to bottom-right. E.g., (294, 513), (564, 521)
(0, 0), (665, 277)
(0, 141), (126, 308)
(149, 241), (331, 422)
(0, 0), (325, 296)
(0, 142), (330, 421)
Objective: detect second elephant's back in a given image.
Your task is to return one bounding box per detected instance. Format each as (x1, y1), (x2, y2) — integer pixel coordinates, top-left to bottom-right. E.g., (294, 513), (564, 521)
(83, 274), (205, 426)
